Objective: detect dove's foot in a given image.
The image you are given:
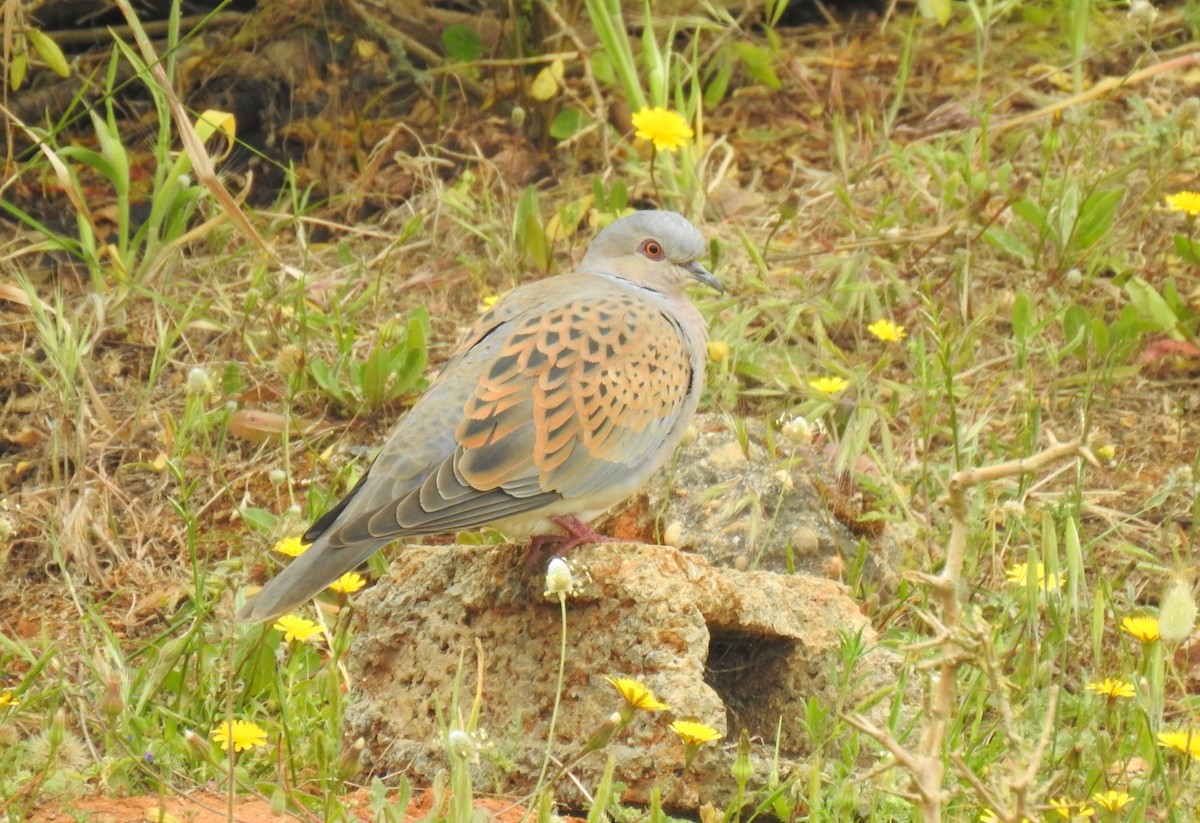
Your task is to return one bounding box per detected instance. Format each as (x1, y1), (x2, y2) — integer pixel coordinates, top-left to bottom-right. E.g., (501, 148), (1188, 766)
(527, 516), (616, 562)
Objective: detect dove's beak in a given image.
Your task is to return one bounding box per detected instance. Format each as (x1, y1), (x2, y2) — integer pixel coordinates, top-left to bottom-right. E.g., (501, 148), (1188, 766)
(685, 261), (724, 294)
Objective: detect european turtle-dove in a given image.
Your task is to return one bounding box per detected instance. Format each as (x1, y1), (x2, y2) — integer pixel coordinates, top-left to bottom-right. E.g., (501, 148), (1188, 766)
(238, 210), (721, 621)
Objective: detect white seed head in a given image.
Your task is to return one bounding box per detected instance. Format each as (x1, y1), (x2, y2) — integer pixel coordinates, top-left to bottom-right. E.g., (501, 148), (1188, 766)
(185, 366), (212, 395)
(1127, 0), (1158, 27)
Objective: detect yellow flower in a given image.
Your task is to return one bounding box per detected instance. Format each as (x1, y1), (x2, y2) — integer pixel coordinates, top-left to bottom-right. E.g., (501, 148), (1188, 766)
(273, 536), (309, 557)
(1085, 678), (1135, 699)
(707, 341), (731, 363)
(980, 811), (1032, 823)
(1049, 797), (1095, 819)
(329, 571), (366, 594)
(670, 719), (722, 768)
(0, 691), (18, 709)
(1005, 561), (1061, 591)
(1090, 790), (1132, 812)
(211, 719), (268, 752)
(1165, 190), (1200, 216)
(808, 376), (849, 395)
(606, 676), (670, 712)
(1157, 729), (1200, 758)
(272, 614), (322, 643)
(669, 720), (723, 746)
(631, 106), (694, 152)
(867, 318), (906, 342)
(1121, 615), (1160, 643)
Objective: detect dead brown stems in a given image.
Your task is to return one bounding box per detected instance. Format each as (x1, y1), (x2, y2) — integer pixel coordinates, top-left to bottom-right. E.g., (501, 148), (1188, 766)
(845, 436), (1094, 822)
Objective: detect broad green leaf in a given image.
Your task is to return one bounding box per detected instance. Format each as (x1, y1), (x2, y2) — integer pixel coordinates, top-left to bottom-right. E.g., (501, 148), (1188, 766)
(1073, 188), (1123, 250)
(1124, 276), (1182, 338)
(549, 108), (588, 140)
(1174, 234), (1200, 267)
(984, 227), (1033, 262)
(441, 24), (483, 62)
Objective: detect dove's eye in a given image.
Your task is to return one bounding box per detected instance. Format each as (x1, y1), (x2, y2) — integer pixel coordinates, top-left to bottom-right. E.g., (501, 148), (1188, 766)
(639, 239), (665, 260)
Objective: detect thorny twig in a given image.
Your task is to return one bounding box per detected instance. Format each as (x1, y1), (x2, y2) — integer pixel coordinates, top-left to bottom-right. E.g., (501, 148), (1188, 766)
(845, 436), (1090, 822)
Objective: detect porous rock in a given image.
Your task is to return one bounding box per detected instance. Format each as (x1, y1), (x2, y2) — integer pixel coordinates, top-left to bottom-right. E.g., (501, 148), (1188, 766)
(345, 541), (896, 811)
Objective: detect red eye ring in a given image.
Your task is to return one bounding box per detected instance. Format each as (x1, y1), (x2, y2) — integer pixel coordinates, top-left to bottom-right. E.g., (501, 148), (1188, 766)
(639, 239), (665, 260)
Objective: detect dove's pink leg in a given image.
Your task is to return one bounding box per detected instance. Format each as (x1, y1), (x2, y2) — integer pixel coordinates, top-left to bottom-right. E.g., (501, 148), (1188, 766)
(528, 515), (617, 560)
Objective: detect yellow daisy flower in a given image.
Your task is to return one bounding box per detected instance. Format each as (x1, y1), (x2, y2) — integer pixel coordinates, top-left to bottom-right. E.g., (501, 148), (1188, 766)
(1005, 561), (1061, 592)
(0, 691), (18, 709)
(1085, 678), (1135, 699)
(606, 676), (670, 712)
(980, 811), (1032, 823)
(1157, 729), (1200, 758)
(1090, 790), (1132, 812)
(1049, 797), (1095, 819)
(1121, 615), (1160, 643)
(272, 614), (322, 643)
(211, 719), (268, 752)
(329, 571), (366, 594)
(669, 719), (723, 746)
(867, 318), (906, 342)
(669, 719), (722, 768)
(631, 106), (694, 152)
(1164, 191), (1200, 216)
(273, 536), (309, 557)
(808, 376), (849, 395)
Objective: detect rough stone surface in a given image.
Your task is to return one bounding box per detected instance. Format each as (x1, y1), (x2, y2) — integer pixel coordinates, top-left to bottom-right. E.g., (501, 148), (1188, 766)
(646, 414), (904, 591)
(345, 541), (898, 811)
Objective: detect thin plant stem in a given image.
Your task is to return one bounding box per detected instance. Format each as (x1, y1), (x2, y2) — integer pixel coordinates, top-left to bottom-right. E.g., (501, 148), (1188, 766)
(528, 596), (569, 811)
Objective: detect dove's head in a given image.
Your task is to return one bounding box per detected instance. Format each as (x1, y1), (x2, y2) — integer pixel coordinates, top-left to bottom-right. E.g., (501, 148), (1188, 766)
(579, 210), (723, 296)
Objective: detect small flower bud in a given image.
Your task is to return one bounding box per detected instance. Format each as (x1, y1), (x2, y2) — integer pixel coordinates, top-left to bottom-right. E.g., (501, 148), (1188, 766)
(731, 728), (753, 786)
(268, 469), (288, 486)
(184, 729), (216, 762)
(101, 674), (123, 721)
(707, 340), (730, 363)
(1159, 578), (1197, 643)
(337, 737), (366, 780)
(582, 711), (624, 753)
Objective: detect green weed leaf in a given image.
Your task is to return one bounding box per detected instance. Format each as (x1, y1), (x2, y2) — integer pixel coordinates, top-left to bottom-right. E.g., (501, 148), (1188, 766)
(734, 42), (781, 89)
(26, 30), (70, 77)
(918, 0), (953, 25)
(549, 108), (588, 141)
(441, 24), (483, 62)
(1124, 276), (1182, 338)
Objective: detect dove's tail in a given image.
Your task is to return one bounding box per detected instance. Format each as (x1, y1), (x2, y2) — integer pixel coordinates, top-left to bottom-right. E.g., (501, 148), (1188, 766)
(236, 536), (394, 622)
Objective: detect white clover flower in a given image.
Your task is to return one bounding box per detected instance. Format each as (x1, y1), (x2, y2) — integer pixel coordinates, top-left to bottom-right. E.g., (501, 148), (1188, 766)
(185, 366), (212, 395)
(446, 729), (475, 760)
